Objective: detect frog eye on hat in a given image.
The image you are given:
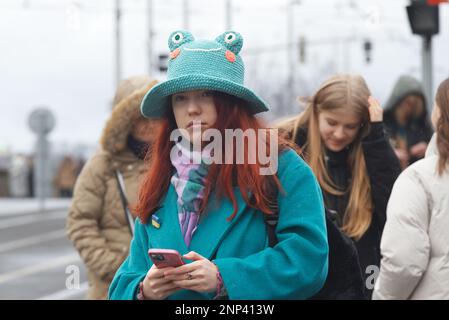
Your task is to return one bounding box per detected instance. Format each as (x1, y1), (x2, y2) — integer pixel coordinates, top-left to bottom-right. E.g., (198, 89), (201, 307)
(168, 30), (195, 51)
(172, 32), (184, 44)
(224, 32), (237, 44)
(215, 31), (243, 55)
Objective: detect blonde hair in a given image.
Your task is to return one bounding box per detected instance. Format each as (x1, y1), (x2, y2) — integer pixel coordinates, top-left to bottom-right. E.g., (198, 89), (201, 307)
(278, 74), (373, 240)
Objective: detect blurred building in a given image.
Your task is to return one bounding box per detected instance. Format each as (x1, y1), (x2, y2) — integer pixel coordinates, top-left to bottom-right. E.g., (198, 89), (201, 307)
(0, 154), (11, 197)
(9, 154), (31, 197)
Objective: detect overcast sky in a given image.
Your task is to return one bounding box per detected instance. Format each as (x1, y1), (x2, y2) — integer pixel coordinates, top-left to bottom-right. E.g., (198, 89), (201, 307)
(1, 0), (448, 155)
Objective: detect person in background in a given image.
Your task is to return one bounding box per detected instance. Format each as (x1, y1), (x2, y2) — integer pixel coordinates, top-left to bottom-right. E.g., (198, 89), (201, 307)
(53, 156), (78, 197)
(276, 74), (401, 298)
(383, 75), (433, 169)
(26, 155), (34, 197)
(373, 78), (449, 300)
(66, 75), (160, 299)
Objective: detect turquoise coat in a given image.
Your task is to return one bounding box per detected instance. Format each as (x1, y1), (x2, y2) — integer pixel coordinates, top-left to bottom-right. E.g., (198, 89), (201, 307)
(108, 149), (328, 300)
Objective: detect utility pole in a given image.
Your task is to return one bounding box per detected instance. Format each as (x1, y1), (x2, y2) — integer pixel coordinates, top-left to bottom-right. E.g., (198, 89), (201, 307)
(286, 1), (301, 114)
(286, 4), (293, 114)
(225, 0), (232, 30)
(115, 0), (122, 89)
(183, 0), (189, 30)
(147, 0), (153, 75)
(422, 35), (433, 108)
(28, 108), (55, 213)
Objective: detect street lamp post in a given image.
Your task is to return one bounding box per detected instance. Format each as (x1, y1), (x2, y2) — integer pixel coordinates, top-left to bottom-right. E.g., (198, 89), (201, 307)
(115, 0), (122, 89)
(286, 0), (301, 115)
(28, 108), (55, 213)
(422, 35), (433, 109)
(147, 0), (154, 75)
(183, 0), (189, 30)
(225, 0), (232, 30)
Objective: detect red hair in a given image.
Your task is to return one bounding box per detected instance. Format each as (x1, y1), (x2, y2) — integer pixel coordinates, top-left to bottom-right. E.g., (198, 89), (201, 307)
(133, 92), (296, 223)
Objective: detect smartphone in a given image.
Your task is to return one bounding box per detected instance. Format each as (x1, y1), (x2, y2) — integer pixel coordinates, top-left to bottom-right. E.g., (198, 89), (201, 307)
(148, 249), (185, 268)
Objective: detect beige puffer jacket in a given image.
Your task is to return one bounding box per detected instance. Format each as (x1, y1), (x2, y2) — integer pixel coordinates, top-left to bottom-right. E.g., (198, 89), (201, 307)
(373, 134), (449, 300)
(66, 78), (158, 300)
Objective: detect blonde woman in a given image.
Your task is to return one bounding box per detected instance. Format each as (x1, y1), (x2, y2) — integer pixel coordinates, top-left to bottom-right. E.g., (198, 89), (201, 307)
(276, 74), (401, 298)
(373, 78), (449, 300)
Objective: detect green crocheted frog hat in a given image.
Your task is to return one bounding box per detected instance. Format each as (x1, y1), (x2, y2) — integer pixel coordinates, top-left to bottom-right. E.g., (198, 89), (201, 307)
(140, 30), (269, 118)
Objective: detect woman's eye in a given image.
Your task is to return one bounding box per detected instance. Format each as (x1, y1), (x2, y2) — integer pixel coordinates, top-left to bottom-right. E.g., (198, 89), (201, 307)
(173, 95), (185, 102)
(346, 125), (359, 130)
(202, 91), (214, 97)
(327, 121), (337, 126)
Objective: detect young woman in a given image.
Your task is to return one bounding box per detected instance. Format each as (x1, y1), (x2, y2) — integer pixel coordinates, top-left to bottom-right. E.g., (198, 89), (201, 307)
(276, 74), (401, 298)
(108, 30), (328, 300)
(373, 78), (449, 300)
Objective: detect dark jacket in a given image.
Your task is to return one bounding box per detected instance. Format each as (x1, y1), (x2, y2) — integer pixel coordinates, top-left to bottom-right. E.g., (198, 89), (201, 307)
(384, 75), (433, 164)
(294, 122), (401, 298)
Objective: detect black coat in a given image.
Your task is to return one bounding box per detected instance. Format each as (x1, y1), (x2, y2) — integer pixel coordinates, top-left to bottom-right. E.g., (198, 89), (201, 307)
(294, 122), (401, 298)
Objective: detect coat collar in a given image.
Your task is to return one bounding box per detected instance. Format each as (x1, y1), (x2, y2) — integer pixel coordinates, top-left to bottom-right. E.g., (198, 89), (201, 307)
(146, 184), (248, 259)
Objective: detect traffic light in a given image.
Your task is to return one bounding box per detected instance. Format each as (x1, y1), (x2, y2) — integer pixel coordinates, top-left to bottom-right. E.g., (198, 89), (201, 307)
(363, 39), (372, 64)
(426, 0), (448, 6)
(406, 0), (439, 37)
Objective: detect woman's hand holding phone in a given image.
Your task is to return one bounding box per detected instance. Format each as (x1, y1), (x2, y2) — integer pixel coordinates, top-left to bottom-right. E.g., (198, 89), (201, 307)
(141, 264), (181, 300)
(143, 249), (219, 298)
(163, 251), (219, 294)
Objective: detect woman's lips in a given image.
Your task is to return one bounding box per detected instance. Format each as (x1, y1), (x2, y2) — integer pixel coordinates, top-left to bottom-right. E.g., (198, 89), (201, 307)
(328, 140), (345, 147)
(187, 121), (205, 129)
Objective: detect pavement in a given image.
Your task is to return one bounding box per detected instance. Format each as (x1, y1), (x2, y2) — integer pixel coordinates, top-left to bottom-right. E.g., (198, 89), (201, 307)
(0, 198), (88, 300)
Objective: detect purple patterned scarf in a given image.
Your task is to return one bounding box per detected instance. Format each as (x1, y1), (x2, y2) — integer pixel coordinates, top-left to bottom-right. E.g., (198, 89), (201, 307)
(170, 142), (211, 248)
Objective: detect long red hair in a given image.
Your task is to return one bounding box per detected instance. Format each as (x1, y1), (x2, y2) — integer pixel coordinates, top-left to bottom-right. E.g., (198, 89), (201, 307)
(133, 92), (296, 223)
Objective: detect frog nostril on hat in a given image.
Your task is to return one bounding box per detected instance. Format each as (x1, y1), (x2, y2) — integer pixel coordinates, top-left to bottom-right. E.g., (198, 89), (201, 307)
(170, 48), (181, 60)
(225, 50), (235, 63)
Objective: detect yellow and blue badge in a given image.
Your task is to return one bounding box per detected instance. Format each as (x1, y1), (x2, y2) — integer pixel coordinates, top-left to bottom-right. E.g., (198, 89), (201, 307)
(151, 215), (161, 229)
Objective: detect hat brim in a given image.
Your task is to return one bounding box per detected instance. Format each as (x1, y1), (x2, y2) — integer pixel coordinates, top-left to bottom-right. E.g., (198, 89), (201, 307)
(140, 75), (269, 119)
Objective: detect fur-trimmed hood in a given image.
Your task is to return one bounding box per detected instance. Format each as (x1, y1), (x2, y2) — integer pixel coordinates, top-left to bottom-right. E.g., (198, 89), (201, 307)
(100, 80), (158, 154)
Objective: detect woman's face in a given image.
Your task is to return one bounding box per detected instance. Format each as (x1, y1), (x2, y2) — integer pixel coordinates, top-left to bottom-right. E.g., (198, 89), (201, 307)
(171, 90), (218, 144)
(395, 95), (424, 124)
(318, 109), (362, 152)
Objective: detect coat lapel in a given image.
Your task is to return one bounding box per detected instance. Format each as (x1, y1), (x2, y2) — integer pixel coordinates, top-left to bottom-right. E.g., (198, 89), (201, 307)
(146, 185), (188, 254)
(189, 187), (248, 260)
(147, 184), (249, 259)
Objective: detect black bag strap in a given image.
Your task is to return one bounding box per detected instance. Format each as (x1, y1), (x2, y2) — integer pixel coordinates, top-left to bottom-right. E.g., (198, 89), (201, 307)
(264, 212), (279, 247)
(262, 186), (280, 248)
(114, 169), (135, 236)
